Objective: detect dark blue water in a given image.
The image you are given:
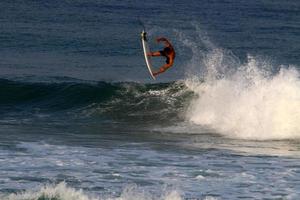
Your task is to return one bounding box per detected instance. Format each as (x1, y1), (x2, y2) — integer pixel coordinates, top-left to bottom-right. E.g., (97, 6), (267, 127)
(0, 1), (300, 199)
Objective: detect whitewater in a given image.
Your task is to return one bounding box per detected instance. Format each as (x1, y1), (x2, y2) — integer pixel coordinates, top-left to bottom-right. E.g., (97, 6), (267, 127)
(185, 52), (300, 140)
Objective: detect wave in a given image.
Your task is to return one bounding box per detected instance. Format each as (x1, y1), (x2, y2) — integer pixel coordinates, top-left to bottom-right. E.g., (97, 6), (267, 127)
(1, 55), (299, 140)
(0, 79), (194, 123)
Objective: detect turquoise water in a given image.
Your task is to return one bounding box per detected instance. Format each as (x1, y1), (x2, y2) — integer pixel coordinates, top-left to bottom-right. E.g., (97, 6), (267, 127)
(0, 1), (300, 199)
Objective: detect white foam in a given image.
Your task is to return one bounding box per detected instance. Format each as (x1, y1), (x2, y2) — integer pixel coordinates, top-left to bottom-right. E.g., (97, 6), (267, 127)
(195, 175), (205, 180)
(4, 182), (97, 200)
(185, 48), (300, 140)
(108, 185), (182, 200)
(2, 182), (183, 200)
(203, 197), (219, 200)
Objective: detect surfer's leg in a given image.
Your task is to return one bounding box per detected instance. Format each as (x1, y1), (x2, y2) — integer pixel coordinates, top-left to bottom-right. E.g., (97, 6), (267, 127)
(153, 68), (165, 76)
(153, 64), (171, 76)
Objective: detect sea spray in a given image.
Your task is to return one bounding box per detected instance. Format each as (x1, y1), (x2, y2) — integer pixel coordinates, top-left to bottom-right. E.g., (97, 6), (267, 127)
(185, 52), (300, 140)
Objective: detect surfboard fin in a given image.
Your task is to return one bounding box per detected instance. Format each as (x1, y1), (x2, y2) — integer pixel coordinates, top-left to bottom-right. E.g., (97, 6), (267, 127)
(141, 31), (147, 41)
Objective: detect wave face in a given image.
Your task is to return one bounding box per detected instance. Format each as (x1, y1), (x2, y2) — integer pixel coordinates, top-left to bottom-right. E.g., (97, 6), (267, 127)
(185, 48), (300, 140)
(0, 79), (194, 124)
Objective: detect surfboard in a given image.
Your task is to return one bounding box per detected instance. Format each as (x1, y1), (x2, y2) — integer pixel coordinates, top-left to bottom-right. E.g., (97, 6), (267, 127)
(141, 30), (156, 80)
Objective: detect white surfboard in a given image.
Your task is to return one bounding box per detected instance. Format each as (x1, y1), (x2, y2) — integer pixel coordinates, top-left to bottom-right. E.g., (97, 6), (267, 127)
(141, 30), (156, 80)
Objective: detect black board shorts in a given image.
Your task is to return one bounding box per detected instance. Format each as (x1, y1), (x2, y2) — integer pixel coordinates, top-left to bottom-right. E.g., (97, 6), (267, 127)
(159, 48), (171, 64)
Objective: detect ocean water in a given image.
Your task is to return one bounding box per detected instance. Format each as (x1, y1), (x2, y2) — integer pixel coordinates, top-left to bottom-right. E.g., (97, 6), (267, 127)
(0, 0), (300, 199)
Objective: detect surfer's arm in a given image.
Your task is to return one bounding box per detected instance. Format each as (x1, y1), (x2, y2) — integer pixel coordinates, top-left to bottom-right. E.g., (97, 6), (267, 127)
(156, 37), (171, 46)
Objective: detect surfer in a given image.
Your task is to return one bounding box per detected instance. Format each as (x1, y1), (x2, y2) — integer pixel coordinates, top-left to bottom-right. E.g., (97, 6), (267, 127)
(148, 37), (175, 76)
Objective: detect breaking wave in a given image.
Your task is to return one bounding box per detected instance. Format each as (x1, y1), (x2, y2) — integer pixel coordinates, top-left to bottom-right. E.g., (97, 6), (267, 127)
(185, 49), (300, 140)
